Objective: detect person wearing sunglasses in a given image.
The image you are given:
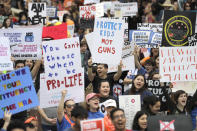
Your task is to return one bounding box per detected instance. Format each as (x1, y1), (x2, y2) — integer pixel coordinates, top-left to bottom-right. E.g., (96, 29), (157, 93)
(57, 90), (75, 131)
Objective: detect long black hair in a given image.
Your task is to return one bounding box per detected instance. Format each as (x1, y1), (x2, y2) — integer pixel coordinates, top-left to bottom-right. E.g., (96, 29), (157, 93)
(132, 111), (148, 130)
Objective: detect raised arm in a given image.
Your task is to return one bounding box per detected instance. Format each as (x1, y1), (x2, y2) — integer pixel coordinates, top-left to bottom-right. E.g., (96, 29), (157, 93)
(113, 60), (123, 81)
(133, 46), (142, 70)
(57, 90), (67, 123)
(87, 58), (95, 82)
(2, 111), (12, 130)
(31, 60), (42, 79)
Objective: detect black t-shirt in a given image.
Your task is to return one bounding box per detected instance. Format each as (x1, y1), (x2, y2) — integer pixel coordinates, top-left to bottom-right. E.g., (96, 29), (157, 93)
(92, 74), (115, 95)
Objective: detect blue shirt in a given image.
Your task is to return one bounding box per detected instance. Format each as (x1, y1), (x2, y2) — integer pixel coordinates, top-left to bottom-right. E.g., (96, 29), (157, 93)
(57, 116), (74, 131)
(88, 111), (104, 119)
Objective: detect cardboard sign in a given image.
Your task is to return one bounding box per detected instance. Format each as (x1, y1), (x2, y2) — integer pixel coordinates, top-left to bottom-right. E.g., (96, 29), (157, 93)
(84, 0), (100, 5)
(137, 23), (163, 33)
(28, 3), (47, 25)
(42, 23), (67, 40)
(80, 5), (96, 19)
(129, 30), (161, 48)
(0, 67), (39, 118)
(81, 118), (104, 131)
(46, 7), (56, 18)
(119, 95), (141, 130)
(159, 46), (197, 82)
(0, 37), (13, 71)
(92, 18), (124, 65)
(0, 27), (42, 60)
(147, 115), (193, 131)
(147, 80), (171, 111)
(39, 71), (84, 108)
(113, 2), (138, 17)
(42, 37), (84, 103)
(188, 33), (197, 46)
(162, 10), (196, 47)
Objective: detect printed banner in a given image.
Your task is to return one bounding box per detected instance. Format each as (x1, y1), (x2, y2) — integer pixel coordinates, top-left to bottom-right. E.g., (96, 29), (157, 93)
(162, 10), (196, 47)
(0, 67), (39, 118)
(147, 115), (193, 131)
(81, 118), (104, 131)
(0, 37), (13, 71)
(92, 18), (124, 65)
(84, 0), (100, 5)
(159, 47), (197, 82)
(137, 23), (163, 33)
(129, 30), (161, 48)
(42, 23), (67, 40)
(28, 3), (47, 25)
(0, 27), (42, 60)
(147, 80), (171, 111)
(188, 33), (197, 46)
(119, 95), (141, 130)
(42, 37), (84, 101)
(39, 71), (84, 108)
(113, 2), (138, 17)
(46, 7), (56, 18)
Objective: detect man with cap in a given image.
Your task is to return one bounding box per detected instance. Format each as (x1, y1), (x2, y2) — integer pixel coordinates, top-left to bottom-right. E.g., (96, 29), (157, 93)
(86, 93), (104, 119)
(104, 99), (117, 131)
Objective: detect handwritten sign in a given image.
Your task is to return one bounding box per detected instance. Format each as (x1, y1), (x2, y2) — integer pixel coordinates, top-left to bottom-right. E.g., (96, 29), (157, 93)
(159, 47), (197, 82)
(137, 23), (163, 33)
(188, 33), (197, 46)
(42, 37), (84, 96)
(42, 23), (67, 40)
(162, 10), (196, 46)
(0, 67), (39, 118)
(0, 37), (13, 71)
(0, 27), (42, 60)
(81, 118), (104, 131)
(80, 5), (96, 19)
(119, 95), (141, 130)
(84, 0), (100, 5)
(28, 3), (47, 25)
(39, 72), (84, 108)
(92, 18), (124, 65)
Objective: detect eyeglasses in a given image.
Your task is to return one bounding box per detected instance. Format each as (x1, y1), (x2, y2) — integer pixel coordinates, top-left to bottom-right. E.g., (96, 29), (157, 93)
(66, 104), (75, 108)
(113, 114), (125, 120)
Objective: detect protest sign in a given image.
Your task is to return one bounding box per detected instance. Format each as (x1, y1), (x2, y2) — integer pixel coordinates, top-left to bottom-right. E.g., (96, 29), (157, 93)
(39, 71), (84, 108)
(102, 1), (112, 14)
(95, 3), (104, 18)
(57, 11), (69, 22)
(188, 33), (197, 46)
(28, 3), (47, 25)
(119, 95), (141, 130)
(42, 37), (84, 100)
(81, 118), (104, 131)
(80, 5), (96, 19)
(147, 115), (193, 131)
(0, 27), (42, 60)
(162, 10), (196, 47)
(172, 81), (197, 95)
(42, 23), (67, 40)
(147, 80), (171, 111)
(129, 30), (160, 48)
(84, 0), (100, 5)
(113, 2), (138, 17)
(159, 46), (197, 82)
(46, 7), (56, 18)
(0, 67), (39, 119)
(137, 23), (163, 33)
(92, 18), (124, 65)
(0, 37), (13, 71)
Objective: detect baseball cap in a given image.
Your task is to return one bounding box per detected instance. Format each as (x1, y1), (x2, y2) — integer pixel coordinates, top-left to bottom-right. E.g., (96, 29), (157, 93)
(105, 99), (117, 108)
(86, 93), (100, 102)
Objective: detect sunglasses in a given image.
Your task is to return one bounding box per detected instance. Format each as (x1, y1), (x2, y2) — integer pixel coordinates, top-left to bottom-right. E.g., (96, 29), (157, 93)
(66, 104), (75, 108)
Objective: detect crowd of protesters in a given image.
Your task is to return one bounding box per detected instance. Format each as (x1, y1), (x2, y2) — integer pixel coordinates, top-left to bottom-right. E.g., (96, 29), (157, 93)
(0, 0), (197, 131)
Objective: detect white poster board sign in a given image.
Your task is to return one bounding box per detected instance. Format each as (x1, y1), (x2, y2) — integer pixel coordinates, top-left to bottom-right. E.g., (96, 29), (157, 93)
(0, 27), (42, 60)
(137, 23), (163, 33)
(0, 37), (13, 71)
(46, 7), (56, 17)
(159, 47), (197, 82)
(84, 0), (100, 5)
(119, 95), (141, 130)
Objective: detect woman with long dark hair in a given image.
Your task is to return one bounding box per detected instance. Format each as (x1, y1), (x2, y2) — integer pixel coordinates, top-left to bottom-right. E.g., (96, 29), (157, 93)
(132, 111), (148, 131)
